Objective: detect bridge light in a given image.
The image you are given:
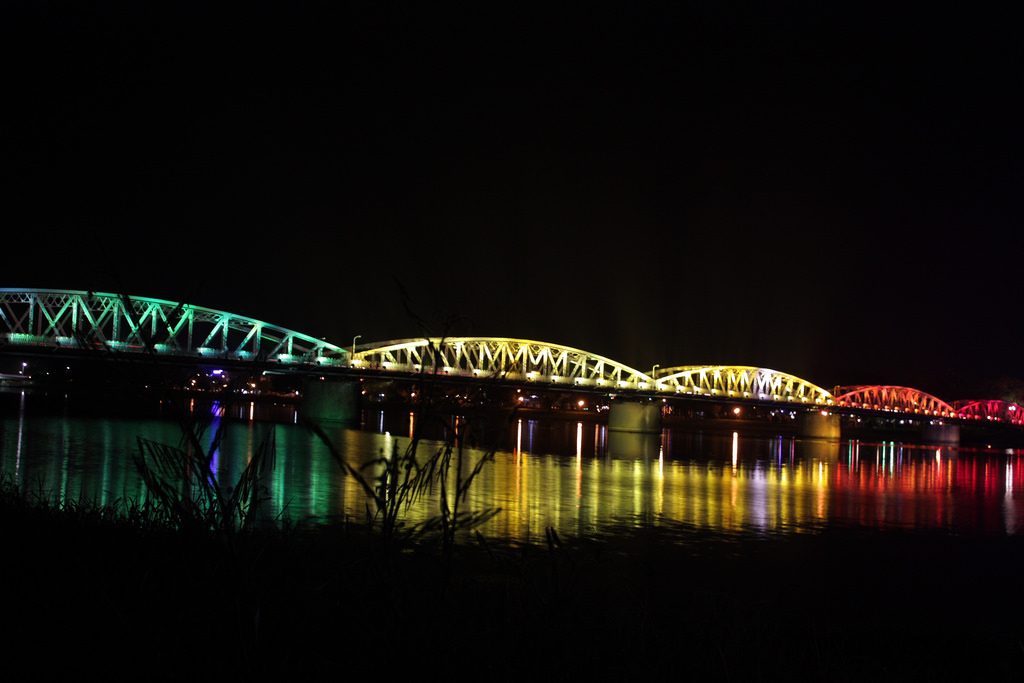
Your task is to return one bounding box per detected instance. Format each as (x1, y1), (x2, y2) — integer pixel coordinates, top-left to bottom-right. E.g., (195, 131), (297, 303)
(733, 407), (741, 415)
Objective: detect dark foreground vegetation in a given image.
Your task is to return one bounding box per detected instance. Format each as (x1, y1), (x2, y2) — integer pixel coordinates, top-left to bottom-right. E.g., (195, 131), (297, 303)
(3, 480), (1024, 682)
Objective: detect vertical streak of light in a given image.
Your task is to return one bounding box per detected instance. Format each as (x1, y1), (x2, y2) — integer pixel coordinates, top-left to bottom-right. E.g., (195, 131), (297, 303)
(60, 417), (69, 506)
(249, 401), (255, 422)
(514, 420), (522, 517)
(732, 431), (739, 471)
(408, 411), (415, 439)
(515, 419), (522, 462)
(576, 423), (583, 501)
(1006, 462), (1017, 535)
(15, 390), (25, 480)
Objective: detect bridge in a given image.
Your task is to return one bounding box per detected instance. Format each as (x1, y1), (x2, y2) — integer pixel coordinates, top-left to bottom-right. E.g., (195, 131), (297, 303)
(1, 288), (1019, 428)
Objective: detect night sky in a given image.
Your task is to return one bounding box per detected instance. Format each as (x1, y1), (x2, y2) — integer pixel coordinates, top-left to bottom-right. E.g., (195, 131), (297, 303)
(3, 2), (1022, 399)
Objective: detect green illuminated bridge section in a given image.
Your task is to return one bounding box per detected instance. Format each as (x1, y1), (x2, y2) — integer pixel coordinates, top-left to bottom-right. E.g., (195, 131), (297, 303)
(0, 288), (347, 364)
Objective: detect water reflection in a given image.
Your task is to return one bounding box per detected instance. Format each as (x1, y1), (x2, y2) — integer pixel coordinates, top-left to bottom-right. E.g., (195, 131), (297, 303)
(3, 395), (1024, 543)
(606, 431), (660, 459)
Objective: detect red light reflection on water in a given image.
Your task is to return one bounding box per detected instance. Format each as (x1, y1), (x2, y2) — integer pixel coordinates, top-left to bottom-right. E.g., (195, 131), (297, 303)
(829, 443), (1024, 534)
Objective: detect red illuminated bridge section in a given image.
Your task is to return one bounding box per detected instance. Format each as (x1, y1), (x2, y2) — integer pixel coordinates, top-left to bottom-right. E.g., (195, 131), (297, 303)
(832, 385), (957, 418)
(955, 400), (1024, 426)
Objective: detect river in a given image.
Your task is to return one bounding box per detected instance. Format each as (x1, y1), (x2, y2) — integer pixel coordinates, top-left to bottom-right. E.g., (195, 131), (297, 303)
(3, 389), (1023, 545)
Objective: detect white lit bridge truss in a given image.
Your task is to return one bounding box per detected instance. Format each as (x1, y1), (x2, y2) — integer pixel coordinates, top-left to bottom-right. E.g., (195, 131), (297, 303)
(351, 337), (654, 388)
(833, 385), (957, 417)
(0, 289), (348, 364)
(651, 365), (834, 404)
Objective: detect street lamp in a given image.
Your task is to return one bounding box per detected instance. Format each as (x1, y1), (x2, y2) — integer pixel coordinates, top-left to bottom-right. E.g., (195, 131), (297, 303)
(351, 335), (362, 364)
(651, 364), (659, 380)
(20, 362), (27, 376)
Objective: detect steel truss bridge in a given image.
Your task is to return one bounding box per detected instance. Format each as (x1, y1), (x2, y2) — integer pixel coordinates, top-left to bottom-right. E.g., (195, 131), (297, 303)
(1, 288), (1019, 424)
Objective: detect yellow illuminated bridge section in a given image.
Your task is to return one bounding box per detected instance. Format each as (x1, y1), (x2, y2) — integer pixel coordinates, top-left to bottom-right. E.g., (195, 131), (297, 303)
(351, 337), (654, 388)
(652, 365), (833, 404)
(352, 338), (832, 404)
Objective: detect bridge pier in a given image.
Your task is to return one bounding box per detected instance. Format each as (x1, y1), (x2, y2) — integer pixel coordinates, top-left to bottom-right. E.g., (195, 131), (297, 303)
(302, 379), (357, 425)
(608, 401), (662, 434)
(607, 402), (661, 460)
(798, 411), (841, 440)
(921, 422), (960, 445)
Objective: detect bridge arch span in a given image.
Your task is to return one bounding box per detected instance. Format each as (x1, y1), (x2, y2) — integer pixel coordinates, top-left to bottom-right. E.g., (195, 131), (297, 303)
(0, 288), (347, 364)
(833, 385), (956, 417)
(652, 365), (834, 404)
(351, 337), (654, 388)
(954, 400), (1024, 425)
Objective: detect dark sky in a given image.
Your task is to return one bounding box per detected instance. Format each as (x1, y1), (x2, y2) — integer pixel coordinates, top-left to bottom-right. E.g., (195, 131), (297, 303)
(3, 2), (1022, 398)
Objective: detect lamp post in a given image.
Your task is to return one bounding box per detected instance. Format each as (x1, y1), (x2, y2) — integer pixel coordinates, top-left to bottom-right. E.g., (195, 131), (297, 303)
(651, 364), (659, 380)
(351, 335), (362, 364)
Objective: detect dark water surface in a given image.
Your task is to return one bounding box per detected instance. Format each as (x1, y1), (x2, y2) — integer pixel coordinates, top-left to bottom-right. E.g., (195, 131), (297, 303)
(3, 389), (1023, 545)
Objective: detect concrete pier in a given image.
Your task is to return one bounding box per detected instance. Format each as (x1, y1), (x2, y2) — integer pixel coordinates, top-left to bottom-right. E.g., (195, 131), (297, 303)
(608, 401), (662, 434)
(921, 422), (960, 445)
(798, 411), (841, 440)
(302, 379), (357, 424)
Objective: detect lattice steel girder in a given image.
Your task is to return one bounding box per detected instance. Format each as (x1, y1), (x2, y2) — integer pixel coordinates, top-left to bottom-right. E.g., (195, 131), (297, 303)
(653, 365), (834, 404)
(0, 288), (347, 364)
(833, 385), (956, 417)
(954, 400), (1024, 425)
(352, 337), (655, 388)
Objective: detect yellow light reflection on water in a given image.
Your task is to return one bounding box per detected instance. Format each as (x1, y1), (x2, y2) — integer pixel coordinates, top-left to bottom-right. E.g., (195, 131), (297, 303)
(732, 431), (738, 471)
(575, 422), (583, 501)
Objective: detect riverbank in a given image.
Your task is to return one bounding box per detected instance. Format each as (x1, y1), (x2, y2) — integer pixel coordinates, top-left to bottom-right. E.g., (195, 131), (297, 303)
(3, 483), (1023, 681)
